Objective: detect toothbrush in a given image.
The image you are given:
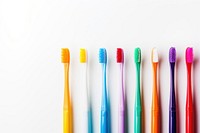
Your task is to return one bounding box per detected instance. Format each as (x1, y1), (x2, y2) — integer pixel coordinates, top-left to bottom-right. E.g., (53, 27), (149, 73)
(185, 47), (193, 133)
(80, 48), (91, 133)
(116, 48), (125, 133)
(99, 48), (108, 133)
(169, 47), (176, 133)
(134, 48), (142, 133)
(151, 48), (159, 133)
(61, 48), (71, 133)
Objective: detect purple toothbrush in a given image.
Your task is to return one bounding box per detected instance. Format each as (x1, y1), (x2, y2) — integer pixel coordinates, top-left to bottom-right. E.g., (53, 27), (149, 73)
(169, 47), (176, 133)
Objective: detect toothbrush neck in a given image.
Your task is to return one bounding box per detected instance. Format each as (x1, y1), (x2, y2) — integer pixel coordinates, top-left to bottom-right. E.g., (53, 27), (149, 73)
(64, 63), (69, 90)
(81, 63), (87, 90)
(135, 63), (141, 107)
(152, 63), (159, 110)
(120, 63), (125, 109)
(187, 63), (192, 89)
(120, 63), (124, 90)
(64, 63), (70, 109)
(81, 63), (89, 110)
(170, 63), (175, 108)
(153, 63), (158, 89)
(136, 63), (140, 89)
(103, 64), (107, 88)
(170, 63), (175, 86)
(186, 63), (192, 106)
(102, 63), (107, 109)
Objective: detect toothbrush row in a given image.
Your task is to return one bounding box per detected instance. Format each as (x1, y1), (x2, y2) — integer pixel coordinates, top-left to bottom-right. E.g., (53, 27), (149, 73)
(61, 47), (194, 133)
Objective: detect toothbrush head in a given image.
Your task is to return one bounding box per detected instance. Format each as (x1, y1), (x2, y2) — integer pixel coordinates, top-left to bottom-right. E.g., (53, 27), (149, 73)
(61, 48), (70, 63)
(186, 47), (193, 64)
(151, 48), (158, 63)
(134, 47), (141, 63)
(99, 48), (107, 63)
(116, 48), (124, 63)
(80, 48), (87, 63)
(169, 47), (176, 63)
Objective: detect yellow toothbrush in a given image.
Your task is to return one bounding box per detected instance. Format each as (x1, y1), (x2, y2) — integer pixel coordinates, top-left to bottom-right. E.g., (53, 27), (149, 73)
(61, 48), (71, 133)
(80, 48), (91, 133)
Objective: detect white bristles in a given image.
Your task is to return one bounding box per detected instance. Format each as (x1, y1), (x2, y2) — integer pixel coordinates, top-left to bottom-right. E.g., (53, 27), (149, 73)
(152, 48), (158, 63)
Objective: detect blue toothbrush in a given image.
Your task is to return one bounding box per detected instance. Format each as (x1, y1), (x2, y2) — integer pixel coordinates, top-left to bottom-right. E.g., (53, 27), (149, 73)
(99, 48), (108, 133)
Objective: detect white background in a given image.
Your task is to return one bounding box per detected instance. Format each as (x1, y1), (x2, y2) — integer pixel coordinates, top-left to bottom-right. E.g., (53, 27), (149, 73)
(0, 0), (200, 132)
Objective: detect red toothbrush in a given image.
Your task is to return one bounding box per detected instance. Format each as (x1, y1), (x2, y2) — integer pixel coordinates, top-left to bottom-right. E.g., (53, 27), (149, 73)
(185, 47), (193, 133)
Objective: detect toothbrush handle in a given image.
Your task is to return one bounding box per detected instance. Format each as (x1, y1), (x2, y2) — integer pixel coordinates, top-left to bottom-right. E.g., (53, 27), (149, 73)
(169, 110), (176, 133)
(151, 64), (159, 133)
(88, 110), (92, 133)
(186, 64), (193, 133)
(186, 89), (193, 132)
(151, 110), (159, 133)
(63, 109), (70, 133)
(186, 108), (193, 133)
(81, 111), (89, 133)
(134, 108), (142, 133)
(169, 63), (176, 133)
(101, 110), (107, 133)
(119, 64), (125, 133)
(119, 110), (125, 133)
(134, 65), (142, 133)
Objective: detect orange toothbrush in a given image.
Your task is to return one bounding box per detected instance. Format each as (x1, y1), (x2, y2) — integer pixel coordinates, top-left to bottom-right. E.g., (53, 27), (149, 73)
(61, 48), (72, 133)
(151, 48), (159, 133)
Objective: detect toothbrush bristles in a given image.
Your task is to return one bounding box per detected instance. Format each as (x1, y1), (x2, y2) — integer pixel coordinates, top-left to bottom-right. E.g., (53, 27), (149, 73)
(151, 48), (158, 63)
(134, 48), (141, 63)
(117, 48), (124, 63)
(80, 48), (87, 63)
(169, 47), (176, 63)
(186, 47), (193, 63)
(99, 48), (107, 63)
(61, 48), (70, 63)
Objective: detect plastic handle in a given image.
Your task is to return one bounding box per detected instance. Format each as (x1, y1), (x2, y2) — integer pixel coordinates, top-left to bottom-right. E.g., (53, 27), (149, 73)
(151, 110), (159, 133)
(169, 111), (176, 133)
(119, 110), (125, 133)
(186, 64), (193, 133)
(101, 64), (108, 133)
(63, 64), (71, 133)
(119, 63), (125, 133)
(151, 63), (159, 133)
(134, 107), (142, 133)
(101, 110), (108, 133)
(169, 63), (176, 133)
(134, 63), (142, 133)
(81, 111), (89, 133)
(88, 110), (92, 133)
(63, 110), (70, 133)
(80, 64), (89, 133)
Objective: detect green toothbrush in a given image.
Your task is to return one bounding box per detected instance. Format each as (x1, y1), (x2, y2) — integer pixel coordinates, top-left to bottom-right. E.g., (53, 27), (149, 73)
(134, 48), (142, 133)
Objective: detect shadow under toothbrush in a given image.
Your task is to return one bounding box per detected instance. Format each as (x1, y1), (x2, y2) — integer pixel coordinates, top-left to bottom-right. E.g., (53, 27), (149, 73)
(107, 92), (111, 133)
(106, 52), (111, 133)
(158, 55), (162, 133)
(124, 53), (129, 133)
(193, 56), (199, 133)
(175, 56), (181, 133)
(141, 57), (145, 133)
(70, 97), (74, 133)
(124, 93), (128, 133)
